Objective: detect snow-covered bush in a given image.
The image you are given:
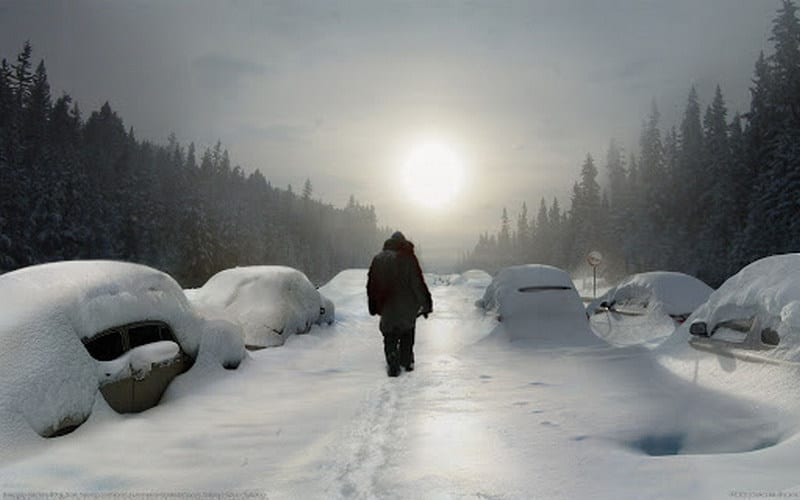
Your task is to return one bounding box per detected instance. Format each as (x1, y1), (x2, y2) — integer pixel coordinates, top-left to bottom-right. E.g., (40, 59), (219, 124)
(0, 260), (244, 444)
(188, 266), (328, 349)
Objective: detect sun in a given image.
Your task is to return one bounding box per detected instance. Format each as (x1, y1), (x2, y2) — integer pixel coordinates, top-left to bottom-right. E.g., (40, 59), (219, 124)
(402, 141), (464, 209)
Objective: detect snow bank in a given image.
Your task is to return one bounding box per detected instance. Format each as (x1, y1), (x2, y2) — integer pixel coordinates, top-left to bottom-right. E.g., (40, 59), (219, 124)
(189, 266), (324, 348)
(0, 260), (239, 445)
(451, 269), (492, 289)
(587, 272), (713, 347)
(476, 265), (597, 344)
(425, 273), (459, 286)
(319, 269), (369, 319)
(318, 294), (335, 325)
(195, 319), (246, 369)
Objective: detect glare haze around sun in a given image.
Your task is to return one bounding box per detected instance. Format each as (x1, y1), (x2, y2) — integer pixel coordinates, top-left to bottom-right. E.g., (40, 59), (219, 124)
(402, 142), (464, 209)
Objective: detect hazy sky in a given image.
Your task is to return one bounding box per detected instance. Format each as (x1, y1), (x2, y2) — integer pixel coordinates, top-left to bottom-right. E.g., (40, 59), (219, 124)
(0, 1), (778, 268)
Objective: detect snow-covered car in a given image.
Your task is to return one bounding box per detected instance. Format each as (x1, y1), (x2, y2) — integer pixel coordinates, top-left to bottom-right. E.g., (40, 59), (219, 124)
(0, 260), (245, 441)
(476, 264), (596, 343)
(586, 272), (713, 347)
(686, 254), (800, 363)
(188, 266), (332, 349)
(587, 272), (712, 323)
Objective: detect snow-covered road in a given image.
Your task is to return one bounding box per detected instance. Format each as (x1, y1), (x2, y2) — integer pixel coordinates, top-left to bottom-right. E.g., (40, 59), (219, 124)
(2, 272), (800, 499)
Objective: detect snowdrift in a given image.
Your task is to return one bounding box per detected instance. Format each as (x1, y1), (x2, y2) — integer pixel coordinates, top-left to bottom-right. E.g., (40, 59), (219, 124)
(587, 271), (713, 347)
(0, 260), (244, 446)
(476, 265), (600, 345)
(189, 266), (327, 349)
(450, 269), (492, 289)
(319, 269), (369, 319)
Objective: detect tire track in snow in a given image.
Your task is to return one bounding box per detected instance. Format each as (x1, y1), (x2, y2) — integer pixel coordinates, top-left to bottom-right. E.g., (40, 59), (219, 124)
(330, 374), (415, 499)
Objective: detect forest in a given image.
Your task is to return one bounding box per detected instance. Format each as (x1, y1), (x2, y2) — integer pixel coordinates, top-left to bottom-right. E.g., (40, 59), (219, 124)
(0, 42), (386, 287)
(461, 1), (800, 287)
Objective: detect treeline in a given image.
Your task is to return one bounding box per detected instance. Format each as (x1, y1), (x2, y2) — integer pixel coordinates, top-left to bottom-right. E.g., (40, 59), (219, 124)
(461, 1), (800, 287)
(0, 42), (386, 287)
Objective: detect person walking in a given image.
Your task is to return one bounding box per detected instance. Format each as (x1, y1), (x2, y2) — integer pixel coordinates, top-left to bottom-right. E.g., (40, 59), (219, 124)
(367, 231), (433, 377)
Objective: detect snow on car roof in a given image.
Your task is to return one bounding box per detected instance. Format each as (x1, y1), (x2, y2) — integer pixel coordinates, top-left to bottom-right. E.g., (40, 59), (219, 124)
(0, 260), (202, 351)
(478, 264), (577, 312)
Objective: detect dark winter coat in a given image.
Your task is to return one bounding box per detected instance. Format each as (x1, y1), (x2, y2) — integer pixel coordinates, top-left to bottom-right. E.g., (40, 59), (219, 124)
(367, 234), (433, 333)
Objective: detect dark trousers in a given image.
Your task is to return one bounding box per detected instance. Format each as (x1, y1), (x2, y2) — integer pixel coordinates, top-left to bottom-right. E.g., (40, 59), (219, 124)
(383, 327), (415, 369)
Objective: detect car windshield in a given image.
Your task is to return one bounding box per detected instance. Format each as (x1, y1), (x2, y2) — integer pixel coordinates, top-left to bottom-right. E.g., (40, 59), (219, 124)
(83, 321), (177, 361)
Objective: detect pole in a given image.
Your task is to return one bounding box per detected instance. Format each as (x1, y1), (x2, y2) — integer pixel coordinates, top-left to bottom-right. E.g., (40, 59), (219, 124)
(593, 265), (597, 299)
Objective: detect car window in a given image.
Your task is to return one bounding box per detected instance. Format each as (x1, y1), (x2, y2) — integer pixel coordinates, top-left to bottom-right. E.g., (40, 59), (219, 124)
(128, 322), (173, 349)
(84, 321), (177, 360)
(83, 329), (125, 361)
(517, 286), (571, 292)
(713, 318), (753, 333)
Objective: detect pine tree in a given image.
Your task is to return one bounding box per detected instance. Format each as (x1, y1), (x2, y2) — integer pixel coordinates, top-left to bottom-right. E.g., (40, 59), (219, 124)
(769, 0), (800, 123)
(534, 197), (549, 263)
(11, 41), (32, 110)
(570, 154), (602, 268)
(515, 202), (530, 262)
(739, 1), (800, 263)
(497, 207), (512, 264)
(605, 139), (626, 206)
(698, 85), (732, 285)
(636, 102), (667, 270)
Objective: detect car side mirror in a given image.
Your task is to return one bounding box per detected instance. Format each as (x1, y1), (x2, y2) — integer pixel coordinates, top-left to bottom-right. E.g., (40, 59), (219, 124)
(689, 322), (708, 337)
(761, 328), (780, 346)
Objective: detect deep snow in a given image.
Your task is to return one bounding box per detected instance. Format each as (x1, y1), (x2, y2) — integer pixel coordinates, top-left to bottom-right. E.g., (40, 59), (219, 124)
(1, 267), (800, 499)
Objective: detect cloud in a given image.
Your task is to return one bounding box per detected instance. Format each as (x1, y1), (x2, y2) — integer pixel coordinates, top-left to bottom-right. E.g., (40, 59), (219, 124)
(234, 123), (310, 144)
(589, 57), (661, 84)
(190, 53), (268, 91)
